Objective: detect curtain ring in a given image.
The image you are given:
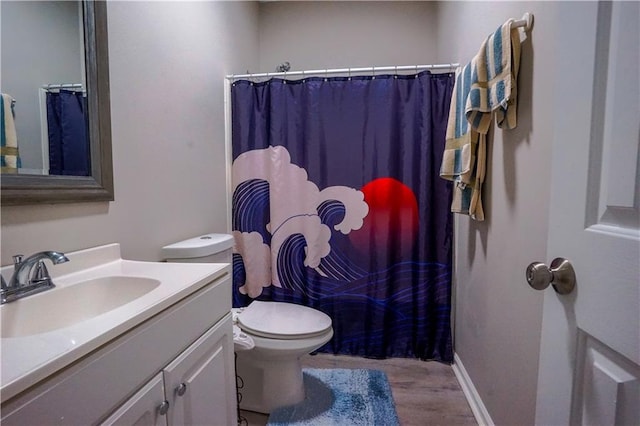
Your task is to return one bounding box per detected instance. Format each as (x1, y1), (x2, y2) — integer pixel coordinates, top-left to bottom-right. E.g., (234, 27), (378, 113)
(394, 65), (398, 79)
(348, 67), (351, 80)
(301, 69), (305, 83)
(325, 69), (328, 82)
(372, 66), (376, 80)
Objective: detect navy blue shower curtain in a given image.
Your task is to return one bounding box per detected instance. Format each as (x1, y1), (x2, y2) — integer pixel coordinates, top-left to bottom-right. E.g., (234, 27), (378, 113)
(46, 90), (90, 176)
(231, 71), (455, 362)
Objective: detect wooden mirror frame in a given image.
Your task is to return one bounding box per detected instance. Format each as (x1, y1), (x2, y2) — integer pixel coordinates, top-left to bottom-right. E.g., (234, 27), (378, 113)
(1, 1), (113, 205)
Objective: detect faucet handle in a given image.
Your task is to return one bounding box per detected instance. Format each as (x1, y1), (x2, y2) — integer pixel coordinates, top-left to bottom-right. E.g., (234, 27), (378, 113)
(13, 254), (24, 267)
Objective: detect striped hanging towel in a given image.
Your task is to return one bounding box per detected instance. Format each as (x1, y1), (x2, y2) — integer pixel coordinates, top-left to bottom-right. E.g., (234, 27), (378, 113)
(440, 19), (522, 221)
(466, 18), (522, 132)
(439, 64), (485, 220)
(1, 93), (21, 174)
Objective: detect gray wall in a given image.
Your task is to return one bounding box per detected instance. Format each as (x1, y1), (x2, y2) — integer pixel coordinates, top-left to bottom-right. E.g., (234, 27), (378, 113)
(436, 2), (556, 424)
(257, 1), (438, 71)
(0, 1), (82, 171)
(1, 1), (260, 263)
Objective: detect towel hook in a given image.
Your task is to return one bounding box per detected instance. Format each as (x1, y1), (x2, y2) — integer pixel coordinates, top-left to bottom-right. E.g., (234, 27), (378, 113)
(523, 12), (534, 31)
(514, 12), (534, 31)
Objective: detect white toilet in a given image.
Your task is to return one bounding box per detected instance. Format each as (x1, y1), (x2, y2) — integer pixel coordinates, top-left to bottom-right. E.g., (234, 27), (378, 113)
(162, 234), (334, 414)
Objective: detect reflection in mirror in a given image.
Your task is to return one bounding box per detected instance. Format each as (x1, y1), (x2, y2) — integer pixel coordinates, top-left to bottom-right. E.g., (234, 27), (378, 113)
(1, 1), (89, 177)
(1, 1), (113, 205)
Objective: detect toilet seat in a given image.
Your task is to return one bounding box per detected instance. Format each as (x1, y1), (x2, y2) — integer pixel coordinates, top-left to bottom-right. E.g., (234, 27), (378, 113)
(237, 301), (332, 340)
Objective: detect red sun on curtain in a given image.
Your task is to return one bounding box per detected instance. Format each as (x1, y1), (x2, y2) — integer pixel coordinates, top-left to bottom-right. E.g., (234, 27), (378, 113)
(349, 177), (419, 261)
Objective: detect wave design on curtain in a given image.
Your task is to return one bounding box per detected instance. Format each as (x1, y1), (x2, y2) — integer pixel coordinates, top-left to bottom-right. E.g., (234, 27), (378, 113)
(231, 72), (455, 362)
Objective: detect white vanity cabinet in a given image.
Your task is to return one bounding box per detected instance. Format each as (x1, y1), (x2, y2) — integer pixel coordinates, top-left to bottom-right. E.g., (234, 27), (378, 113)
(1, 272), (237, 426)
(102, 314), (235, 426)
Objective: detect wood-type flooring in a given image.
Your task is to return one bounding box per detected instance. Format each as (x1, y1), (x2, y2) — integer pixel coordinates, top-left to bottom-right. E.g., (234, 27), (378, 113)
(239, 353), (478, 426)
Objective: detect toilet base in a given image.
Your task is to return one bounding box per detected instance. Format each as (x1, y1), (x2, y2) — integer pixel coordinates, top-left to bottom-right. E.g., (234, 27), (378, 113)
(235, 352), (305, 414)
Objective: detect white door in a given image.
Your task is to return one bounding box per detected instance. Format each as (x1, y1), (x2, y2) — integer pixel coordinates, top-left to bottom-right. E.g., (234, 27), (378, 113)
(534, 2), (640, 425)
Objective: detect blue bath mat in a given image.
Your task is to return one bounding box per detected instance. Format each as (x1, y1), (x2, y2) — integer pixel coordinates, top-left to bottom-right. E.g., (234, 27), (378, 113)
(267, 368), (400, 426)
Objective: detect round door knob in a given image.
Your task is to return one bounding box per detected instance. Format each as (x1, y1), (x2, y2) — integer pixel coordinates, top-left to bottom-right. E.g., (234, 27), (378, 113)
(526, 257), (576, 295)
(176, 382), (187, 397)
(158, 400), (170, 416)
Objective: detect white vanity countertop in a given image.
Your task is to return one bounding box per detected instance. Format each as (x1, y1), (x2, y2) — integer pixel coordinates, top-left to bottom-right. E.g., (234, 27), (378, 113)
(0, 243), (229, 402)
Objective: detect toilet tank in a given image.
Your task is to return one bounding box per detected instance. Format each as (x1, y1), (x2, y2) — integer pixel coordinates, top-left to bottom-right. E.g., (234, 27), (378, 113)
(162, 233), (234, 264)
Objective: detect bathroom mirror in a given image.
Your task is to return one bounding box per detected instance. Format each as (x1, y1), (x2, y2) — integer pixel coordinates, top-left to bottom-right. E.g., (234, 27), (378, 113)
(1, 1), (113, 205)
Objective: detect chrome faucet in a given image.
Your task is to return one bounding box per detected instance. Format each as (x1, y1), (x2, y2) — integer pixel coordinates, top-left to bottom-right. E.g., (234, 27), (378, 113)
(1, 251), (69, 304)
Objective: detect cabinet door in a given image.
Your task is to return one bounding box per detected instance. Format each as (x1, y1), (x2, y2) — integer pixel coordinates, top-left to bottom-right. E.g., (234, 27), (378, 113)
(101, 373), (168, 426)
(163, 314), (236, 426)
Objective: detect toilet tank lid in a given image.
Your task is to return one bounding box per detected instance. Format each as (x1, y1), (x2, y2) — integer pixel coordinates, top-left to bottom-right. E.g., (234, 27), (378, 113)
(162, 233), (234, 259)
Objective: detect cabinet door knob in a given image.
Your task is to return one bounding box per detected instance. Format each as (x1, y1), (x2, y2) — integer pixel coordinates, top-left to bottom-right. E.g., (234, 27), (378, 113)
(176, 382), (187, 397)
(158, 400), (170, 416)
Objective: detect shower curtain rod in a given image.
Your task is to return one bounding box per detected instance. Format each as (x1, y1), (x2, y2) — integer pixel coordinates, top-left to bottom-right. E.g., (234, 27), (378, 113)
(226, 63), (460, 80)
(227, 12), (533, 81)
(42, 83), (84, 92)
(42, 83), (83, 88)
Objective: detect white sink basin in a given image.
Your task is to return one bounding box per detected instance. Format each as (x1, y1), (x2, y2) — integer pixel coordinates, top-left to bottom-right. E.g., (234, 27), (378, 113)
(1, 276), (160, 338)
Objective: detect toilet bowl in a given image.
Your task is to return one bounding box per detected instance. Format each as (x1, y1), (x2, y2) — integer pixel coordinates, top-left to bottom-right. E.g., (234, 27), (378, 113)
(162, 234), (334, 414)
(233, 301), (333, 413)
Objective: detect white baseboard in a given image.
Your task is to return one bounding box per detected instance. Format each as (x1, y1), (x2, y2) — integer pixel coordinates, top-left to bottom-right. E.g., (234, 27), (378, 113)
(452, 353), (495, 426)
